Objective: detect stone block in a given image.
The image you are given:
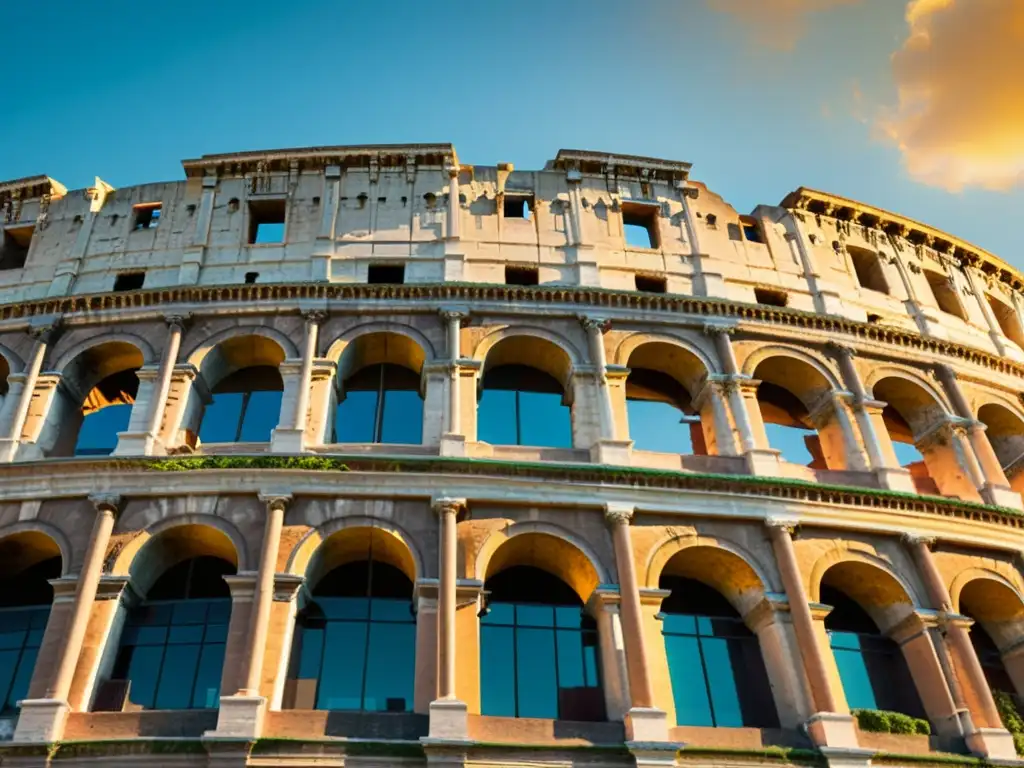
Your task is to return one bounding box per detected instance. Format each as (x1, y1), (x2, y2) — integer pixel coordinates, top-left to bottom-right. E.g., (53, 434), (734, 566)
(875, 466), (918, 493)
(590, 438), (633, 466)
(744, 447), (783, 477)
(206, 694), (266, 739)
(270, 427), (306, 454)
(440, 433), (467, 457)
(624, 706), (669, 743)
(805, 712), (859, 749)
(965, 727), (1019, 761)
(12, 699), (69, 743)
(427, 698), (468, 741)
(982, 484), (1024, 511)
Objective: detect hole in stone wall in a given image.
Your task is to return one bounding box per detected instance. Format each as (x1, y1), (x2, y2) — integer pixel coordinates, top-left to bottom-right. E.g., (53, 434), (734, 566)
(245, 272), (259, 284)
(505, 265), (539, 286)
(754, 288), (788, 307)
(248, 199), (286, 244)
(622, 202), (659, 248)
(368, 264), (405, 284)
(113, 272), (145, 291)
(635, 274), (667, 294)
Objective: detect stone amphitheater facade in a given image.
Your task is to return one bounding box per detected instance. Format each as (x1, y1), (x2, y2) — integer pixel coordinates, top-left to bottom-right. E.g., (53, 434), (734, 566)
(1, 145), (1024, 768)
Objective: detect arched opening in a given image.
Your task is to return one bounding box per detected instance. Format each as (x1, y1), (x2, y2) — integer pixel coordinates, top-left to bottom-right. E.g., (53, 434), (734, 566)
(625, 342), (709, 456)
(659, 576), (778, 728)
(752, 357), (835, 468)
(285, 527), (417, 712)
(101, 526), (238, 711)
(333, 333), (425, 445)
(958, 578), (1024, 703)
(820, 563), (925, 718)
(52, 341), (144, 457)
(0, 532), (61, 714)
(480, 566), (603, 721)
(196, 335), (286, 445)
(477, 337), (573, 449)
(977, 404), (1024, 494)
(872, 377), (949, 496)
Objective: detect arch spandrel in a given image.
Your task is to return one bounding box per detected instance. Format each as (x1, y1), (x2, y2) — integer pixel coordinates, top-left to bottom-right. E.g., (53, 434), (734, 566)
(811, 549), (918, 633)
(741, 345), (840, 408)
(186, 326), (296, 387)
(470, 326), (580, 390)
(324, 321), (436, 369)
(613, 333), (715, 394)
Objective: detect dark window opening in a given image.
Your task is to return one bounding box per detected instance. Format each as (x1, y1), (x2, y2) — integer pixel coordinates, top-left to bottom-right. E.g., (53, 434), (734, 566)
(505, 265), (539, 286)
(627, 368), (702, 455)
(988, 295), (1024, 347)
(478, 364), (571, 448)
(244, 272), (258, 284)
(741, 218), (764, 243)
(754, 288), (788, 307)
(0, 226), (33, 270)
(727, 223), (742, 241)
(635, 274), (667, 294)
(285, 559), (415, 712)
(659, 576), (778, 728)
(113, 272), (145, 292)
(248, 199), (286, 244)
(849, 247), (890, 294)
(622, 202), (659, 249)
(705, 213), (718, 229)
(104, 556), (234, 711)
(133, 204), (162, 230)
(0, 556), (61, 713)
(481, 566), (604, 721)
(758, 382), (822, 467)
(503, 195), (533, 221)
(334, 363), (423, 445)
(822, 585), (926, 718)
(198, 366), (283, 444)
(965, 613), (1017, 696)
(367, 264), (405, 285)
(925, 270), (967, 320)
(74, 369), (140, 457)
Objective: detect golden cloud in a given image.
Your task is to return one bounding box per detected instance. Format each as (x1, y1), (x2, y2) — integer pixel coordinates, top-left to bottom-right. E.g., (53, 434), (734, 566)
(707, 0), (861, 50)
(882, 0), (1024, 191)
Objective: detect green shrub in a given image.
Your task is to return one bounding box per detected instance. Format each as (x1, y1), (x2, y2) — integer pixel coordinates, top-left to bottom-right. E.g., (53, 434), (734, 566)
(992, 690), (1024, 756)
(853, 709), (930, 736)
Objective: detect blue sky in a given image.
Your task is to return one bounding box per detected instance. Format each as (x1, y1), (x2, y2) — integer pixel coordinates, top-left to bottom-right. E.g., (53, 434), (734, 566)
(2, 0), (1021, 264)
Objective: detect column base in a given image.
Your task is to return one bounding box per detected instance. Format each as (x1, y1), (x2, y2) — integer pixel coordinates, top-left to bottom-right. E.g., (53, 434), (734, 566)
(628, 743), (681, 768)
(624, 706), (669, 743)
(206, 694), (266, 739)
(966, 727), (1018, 760)
(427, 698), (468, 741)
(591, 439), (633, 467)
(805, 712), (859, 749)
(12, 698), (70, 743)
(817, 747), (876, 768)
(0, 438), (21, 463)
(112, 430), (160, 456)
(982, 483), (1024, 511)
(875, 466), (918, 493)
(270, 427), (306, 454)
(744, 448), (782, 477)
(440, 433), (467, 458)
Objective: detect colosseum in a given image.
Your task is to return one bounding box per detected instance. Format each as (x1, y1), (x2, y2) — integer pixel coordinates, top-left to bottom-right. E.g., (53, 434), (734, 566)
(1, 144), (1024, 768)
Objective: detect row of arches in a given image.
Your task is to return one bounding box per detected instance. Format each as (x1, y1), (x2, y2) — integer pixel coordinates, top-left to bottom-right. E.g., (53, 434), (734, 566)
(5, 517), (1024, 735)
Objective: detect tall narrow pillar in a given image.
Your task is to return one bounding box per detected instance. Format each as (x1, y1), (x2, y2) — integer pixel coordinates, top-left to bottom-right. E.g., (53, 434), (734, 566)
(15, 494), (122, 743)
(765, 519), (859, 749)
(440, 309), (468, 456)
(0, 323), (58, 463)
(429, 497), (469, 740)
(583, 317), (632, 465)
(271, 311), (325, 453)
(606, 503), (668, 742)
(212, 493), (290, 738)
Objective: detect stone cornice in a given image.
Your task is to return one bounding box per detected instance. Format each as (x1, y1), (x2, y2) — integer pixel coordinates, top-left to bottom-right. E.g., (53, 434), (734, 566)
(2, 281), (1021, 381)
(0, 175), (67, 202)
(182, 143), (457, 178)
(551, 149), (692, 181)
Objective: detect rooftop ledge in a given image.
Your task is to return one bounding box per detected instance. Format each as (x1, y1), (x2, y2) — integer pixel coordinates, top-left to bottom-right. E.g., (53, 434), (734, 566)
(8, 454), (1023, 530)
(2, 281), (1022, 382)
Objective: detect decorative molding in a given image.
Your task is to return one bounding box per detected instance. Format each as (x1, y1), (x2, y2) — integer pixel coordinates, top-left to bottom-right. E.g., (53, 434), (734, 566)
(604, 502), (635, 526)
(432, 496), (465, 517)
(88, 492), (123, 515)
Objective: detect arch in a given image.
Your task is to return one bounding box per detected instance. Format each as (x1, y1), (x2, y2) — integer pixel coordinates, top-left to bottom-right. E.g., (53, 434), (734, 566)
(615, 334), (715, 394)
(287, 516), (423, 587)
(810, 549), (918, 632)
(0, 342), (25, 376)
(744, 346), (840, 408)
(473, 327), (580, 390)
(954, 572), (1024, 651)
(110, 515), (246, 593)
(474, 522), (609, 604)
(977, 402), (1024, 476)
(186, 326), (296, 386)
(865, 369), (951, 437)
(324, 322), (436, 371)
(53, 333), (155, 377)
(0, 521), (71, 577)
(645, 534), (773, 608)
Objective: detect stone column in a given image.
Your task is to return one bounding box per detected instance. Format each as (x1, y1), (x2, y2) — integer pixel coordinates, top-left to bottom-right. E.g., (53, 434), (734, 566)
(15, 494), (122, 743)
(916, 416), (988, 503)
(691, 376), (740, 456)
(443, 160), (465, 281)
(902, 535), (1015, 758)
(440, 308), (468, 457)
(744, 595), (815, 728)
(312, 165), (341, 281)
(587, 588), (631, 723)
(213, 493), (290, 738)
(765, 519), (859, 749)
(271, 312), (324, 454)
(606, 503), (668, 742)
(807, 390), (871, 472)
(583, 316), (632, 465)
(429, 497), (468, 739)
(935, 364), (1022, 509)
(0, 323), (57, 462)
(962, 265), (1008, 355)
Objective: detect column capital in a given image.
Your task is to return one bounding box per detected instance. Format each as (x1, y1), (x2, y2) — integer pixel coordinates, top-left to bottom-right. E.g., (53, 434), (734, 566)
(163, 313), (190, 330)
(765, 516), (799, 536)
(702, 322), (736, 337)
(88, 493), (123, 515)
(439, 307), (469, 323)
(578, 314), (610, 333)
(825, 340), (857, 358)
(28, 318), (61, 343)
(604, 502), (635, 526)
(258, 491), (292, 514)
(902, 532), (937, 550)
(302, 309), (328, 325)
(433, 497), (466, 517)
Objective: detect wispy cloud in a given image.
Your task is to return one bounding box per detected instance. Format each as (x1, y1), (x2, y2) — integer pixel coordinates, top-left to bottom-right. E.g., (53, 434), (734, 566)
(880, 0), (1024, 191)
(706, 0), (861, 50)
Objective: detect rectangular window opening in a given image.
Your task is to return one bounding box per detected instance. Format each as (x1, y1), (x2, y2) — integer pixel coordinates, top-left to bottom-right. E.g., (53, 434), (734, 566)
(849, 247), (890, 294)
(754, 288), (788, 307)
(0, 225), (33, 270)
(367, 264), (405, 285)
(740, 217), (763, 243)
(133, 203), (162, 230)
(925, 270), (967, 320)
(248, 199), (286, 244)
(505, 265), (539, 286)
(244, 272), (259, 284)
(503, 194), (533, 221)
(622, 202), (659, 249)
(988, 295), (1024, 347)
(113, 271), (145, 292)
(635, 274), (667, 294)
